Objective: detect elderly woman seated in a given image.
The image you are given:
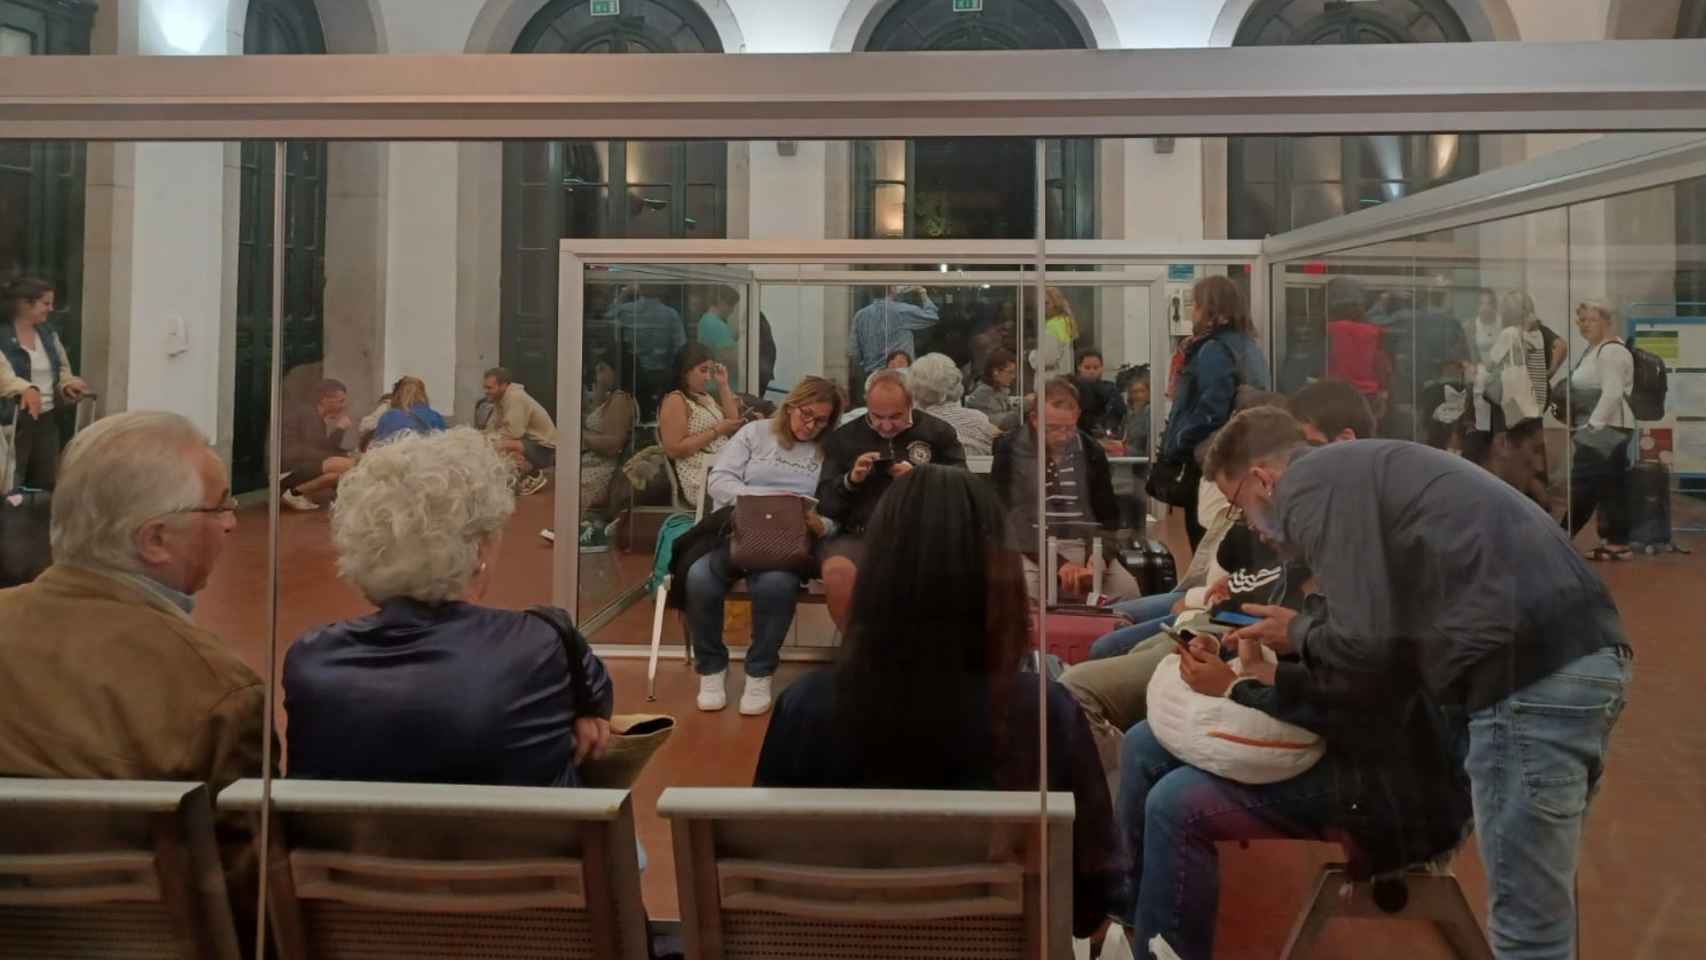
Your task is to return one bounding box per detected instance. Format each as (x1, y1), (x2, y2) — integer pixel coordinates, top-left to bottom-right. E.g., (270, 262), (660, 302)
(908, 352), (997, 456)
(283, 427), (615, 786)
(673, 377), (843, 717)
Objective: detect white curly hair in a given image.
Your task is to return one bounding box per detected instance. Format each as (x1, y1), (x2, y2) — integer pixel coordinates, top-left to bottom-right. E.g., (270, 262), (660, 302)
(906, 353), (965, 408)
(331, 427), (516, 604)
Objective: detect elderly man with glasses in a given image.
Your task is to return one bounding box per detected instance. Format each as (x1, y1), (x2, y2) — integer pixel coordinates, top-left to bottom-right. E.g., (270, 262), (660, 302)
(816, 368), (966, 630)
(0, 410), (263, 788)
(0, 410), (266, 952)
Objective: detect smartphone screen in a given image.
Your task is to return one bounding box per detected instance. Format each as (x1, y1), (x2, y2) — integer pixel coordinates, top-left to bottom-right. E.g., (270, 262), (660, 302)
(1211, 609), (1262, 627)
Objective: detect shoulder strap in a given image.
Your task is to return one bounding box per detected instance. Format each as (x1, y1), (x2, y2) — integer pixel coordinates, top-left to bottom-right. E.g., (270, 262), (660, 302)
(525, 606), (597, 714)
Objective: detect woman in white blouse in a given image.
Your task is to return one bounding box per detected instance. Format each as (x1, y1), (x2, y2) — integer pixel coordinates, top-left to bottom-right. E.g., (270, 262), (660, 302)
(1, 277), (89, 489)
(684, 377), (841, 716)
(1567, 300), (1636, 560)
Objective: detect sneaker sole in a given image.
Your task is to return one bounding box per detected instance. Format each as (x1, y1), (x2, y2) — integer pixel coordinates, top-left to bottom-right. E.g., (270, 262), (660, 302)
(697, 699), (727, 712)
(738, 701), (771, 716)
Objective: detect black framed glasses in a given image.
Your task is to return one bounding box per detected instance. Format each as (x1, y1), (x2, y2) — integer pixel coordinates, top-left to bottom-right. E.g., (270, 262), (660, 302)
(174, 497), (239, 516)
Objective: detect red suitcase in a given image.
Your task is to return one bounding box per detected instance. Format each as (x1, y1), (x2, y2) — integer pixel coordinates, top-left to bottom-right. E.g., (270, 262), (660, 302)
(1030, 605), (1127, 666)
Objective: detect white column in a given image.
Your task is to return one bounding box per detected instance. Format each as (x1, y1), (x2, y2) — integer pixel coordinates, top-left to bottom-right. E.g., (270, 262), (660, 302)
(82, 0), (231, 444)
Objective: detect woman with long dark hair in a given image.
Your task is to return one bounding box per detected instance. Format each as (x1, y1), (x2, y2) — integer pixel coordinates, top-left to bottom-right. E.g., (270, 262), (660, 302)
(657, 342), (741, 510)
(1, 277), (89, 489)
(755, 465), (1121, 938)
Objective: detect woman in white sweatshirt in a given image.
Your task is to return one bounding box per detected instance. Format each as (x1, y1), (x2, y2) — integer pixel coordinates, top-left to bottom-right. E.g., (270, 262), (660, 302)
(1567, 301), (1637, 560)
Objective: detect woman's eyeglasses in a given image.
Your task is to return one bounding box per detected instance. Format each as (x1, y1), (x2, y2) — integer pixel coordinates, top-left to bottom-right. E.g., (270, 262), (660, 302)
(792, 408), (829, 428)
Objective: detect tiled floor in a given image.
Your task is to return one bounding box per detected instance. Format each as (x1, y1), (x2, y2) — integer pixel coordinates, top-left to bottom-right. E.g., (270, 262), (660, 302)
(194, 490), (1706, 957)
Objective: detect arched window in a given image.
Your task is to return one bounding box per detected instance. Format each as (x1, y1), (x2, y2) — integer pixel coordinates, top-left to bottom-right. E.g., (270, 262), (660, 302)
(1678, 1), (1706, 312)
(234, 0), (329, 492)
(1227, 0), (1479, 238)
(501, 0), (726, 410)
(854, 0), (1094, 240)
(0, 0), (94, 375)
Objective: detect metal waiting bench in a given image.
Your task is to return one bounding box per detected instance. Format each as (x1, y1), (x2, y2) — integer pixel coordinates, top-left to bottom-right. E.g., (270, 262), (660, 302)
(0, 777), (242, 960)
(659, 787), (1076, 960)
(220, 779), (649, 960)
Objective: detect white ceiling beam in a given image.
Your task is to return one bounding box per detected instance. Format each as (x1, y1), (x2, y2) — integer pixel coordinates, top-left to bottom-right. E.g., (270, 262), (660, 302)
(0, 41), (1704, 140)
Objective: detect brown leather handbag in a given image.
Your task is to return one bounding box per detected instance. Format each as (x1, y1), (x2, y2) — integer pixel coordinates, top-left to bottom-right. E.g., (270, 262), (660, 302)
(729, 494), (815, 573)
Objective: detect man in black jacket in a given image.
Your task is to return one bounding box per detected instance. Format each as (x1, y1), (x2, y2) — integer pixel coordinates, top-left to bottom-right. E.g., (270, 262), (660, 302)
(992, 376), (1133, 601)
(816, 369), (965, 629)
(1208, 406), (1631, 960)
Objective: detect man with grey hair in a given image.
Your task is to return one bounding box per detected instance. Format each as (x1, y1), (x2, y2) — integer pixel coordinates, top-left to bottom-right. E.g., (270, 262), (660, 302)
(816, 368), (965, 629)
(1207, 406), (1631, 960)
(0, 410), (264, 788)
(0, 410), (267, 951)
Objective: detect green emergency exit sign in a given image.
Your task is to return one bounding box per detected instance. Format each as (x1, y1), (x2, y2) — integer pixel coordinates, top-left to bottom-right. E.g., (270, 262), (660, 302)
(590, 0), (620, 15)
(953, 0), (983, 11)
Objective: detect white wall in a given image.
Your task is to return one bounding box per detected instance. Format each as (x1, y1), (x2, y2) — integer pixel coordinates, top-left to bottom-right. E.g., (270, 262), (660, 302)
(83, 0), (233, 445)
(383, 144), (462, 407)
(124, 143), (228, 440)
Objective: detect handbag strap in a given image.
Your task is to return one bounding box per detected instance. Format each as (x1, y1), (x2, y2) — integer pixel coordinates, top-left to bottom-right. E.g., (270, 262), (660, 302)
(525, 606), (598, 717)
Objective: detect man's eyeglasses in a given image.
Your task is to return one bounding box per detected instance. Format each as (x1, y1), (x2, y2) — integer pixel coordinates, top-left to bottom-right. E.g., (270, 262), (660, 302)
(173, 497), (239, 516)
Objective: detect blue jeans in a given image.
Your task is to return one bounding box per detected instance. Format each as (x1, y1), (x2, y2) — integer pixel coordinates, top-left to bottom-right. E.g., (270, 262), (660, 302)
(685, 544), (802, 678)
(1090, 614), (1177, 660)
(1115, 722), (1337, 959)
(1466, 646), (1630, 960)
(1092, 592), (1183, 660)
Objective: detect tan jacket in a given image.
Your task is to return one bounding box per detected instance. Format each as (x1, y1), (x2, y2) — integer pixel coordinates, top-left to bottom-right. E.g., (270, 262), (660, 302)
(0, 565), (268, 786)
(484, 382), (558, 448)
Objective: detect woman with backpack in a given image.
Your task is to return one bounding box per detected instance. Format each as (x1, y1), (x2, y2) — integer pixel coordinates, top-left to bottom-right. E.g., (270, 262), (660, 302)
(1568, 300), (1636, 560)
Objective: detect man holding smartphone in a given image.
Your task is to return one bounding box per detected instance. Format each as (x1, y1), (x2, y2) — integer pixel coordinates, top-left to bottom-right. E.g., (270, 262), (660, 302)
(816, 369), (965, 630)
(1209, 406), (1631, 960)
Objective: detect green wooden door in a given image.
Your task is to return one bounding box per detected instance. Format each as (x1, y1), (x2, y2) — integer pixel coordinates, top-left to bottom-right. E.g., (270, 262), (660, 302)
(232, 0), (329, 493)
(0, 0), (93, 366)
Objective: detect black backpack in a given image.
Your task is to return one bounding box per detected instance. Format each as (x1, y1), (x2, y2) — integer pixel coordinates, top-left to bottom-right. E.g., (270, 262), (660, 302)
(1624, 338), (1669, 422)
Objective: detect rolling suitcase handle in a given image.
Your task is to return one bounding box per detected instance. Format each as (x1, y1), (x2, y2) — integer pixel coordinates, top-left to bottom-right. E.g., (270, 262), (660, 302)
(72, 392), (99, 436)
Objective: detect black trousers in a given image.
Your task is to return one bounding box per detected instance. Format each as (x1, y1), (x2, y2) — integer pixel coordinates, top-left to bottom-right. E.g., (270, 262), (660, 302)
(1568, 431), (1632, 544)
(11, 409), (62, 490)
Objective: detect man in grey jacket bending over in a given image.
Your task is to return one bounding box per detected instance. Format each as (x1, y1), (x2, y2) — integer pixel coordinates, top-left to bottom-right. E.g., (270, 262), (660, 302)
(1207, 406), (1631, 960)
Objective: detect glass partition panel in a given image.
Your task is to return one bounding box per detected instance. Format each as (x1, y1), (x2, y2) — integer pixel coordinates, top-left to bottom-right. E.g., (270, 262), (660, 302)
(0, 138), (272, 958)
(1271, 173), (1706, 959)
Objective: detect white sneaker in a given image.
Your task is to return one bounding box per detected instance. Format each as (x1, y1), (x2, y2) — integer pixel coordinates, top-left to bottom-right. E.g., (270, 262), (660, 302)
(281, 490), (319, 512)
(519, 470), (549, 496)
(739, 676), (773, 716)
(696, 671), (727, 712)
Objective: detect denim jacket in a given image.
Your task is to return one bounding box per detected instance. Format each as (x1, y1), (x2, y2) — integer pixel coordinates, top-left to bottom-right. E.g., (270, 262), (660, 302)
(0, 321), (67, 422)
(1161, 328), (1262, 460)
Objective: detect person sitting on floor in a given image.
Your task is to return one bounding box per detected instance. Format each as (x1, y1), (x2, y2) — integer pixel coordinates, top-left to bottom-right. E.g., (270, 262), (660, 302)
(670, 376), (842, 716)
(993, 375), (1137, 602)
(576, 355), (638, 552)
(281, 378), (356, 511)
(815, 368), (966, 631)
(481, 366), (559, 496)
(908, 351), (997, 456)
(0, 411), (267, 952)
(657, 342), (744, 512)
(370, 375), (448, 445)
(756, 465), (1123, 940)
(285, 427), (613, 786)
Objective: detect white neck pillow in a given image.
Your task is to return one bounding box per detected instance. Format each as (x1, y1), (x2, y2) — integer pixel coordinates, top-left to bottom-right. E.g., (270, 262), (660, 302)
(1145, 648), (1325, 785)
